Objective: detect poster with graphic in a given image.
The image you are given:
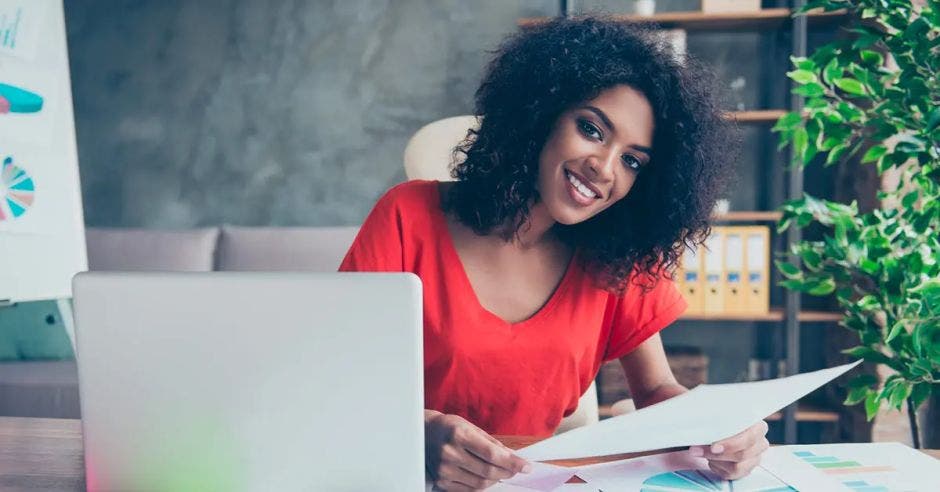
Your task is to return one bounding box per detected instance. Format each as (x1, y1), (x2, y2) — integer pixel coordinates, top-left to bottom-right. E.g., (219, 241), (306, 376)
(573, 451), (793, 492)
(0, 0), (47, 61)
(0, 0), (86, 303)
(761, 443), (940, 492)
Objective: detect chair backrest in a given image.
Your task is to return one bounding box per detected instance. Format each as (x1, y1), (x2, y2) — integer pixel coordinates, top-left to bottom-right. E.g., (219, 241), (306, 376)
(403, 115), (479, 181)
(555, 382), (599, 434)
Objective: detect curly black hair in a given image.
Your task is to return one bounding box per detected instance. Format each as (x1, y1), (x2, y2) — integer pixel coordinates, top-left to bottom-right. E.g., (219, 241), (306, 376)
(444, 15), (735, 293)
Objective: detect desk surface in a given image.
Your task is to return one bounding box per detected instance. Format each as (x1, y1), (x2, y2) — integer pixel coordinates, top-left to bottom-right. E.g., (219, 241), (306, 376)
(3, 417), (938, 491)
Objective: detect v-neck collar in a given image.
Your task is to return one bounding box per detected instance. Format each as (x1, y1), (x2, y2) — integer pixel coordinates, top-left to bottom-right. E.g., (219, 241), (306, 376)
(430, 182), (577, 329)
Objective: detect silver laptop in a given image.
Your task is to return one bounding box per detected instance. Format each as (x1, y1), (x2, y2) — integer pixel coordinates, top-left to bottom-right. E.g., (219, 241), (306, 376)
(72, 272), (424, 492)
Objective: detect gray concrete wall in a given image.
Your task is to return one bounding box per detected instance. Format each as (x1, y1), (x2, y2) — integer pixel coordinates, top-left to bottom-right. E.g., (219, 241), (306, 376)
(66, 0), (554, 227)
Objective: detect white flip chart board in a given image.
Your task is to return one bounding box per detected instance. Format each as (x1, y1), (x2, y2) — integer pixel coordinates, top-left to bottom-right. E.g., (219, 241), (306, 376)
(0, 0), (86, 303)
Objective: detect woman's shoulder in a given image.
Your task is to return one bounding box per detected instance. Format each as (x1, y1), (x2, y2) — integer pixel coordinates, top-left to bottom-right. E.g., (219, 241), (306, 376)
(376, 179), (442, 212)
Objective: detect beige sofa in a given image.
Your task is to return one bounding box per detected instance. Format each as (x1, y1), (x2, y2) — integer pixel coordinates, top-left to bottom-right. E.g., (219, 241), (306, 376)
(1, 225), (597, 432)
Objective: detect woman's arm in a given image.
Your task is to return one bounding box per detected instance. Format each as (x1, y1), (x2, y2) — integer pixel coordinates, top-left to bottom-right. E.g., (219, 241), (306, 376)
(619, 333), (687, 408)
(619, 331), (769, 480)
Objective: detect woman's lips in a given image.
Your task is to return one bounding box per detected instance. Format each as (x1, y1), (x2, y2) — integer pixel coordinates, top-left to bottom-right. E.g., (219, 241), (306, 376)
(564, 169), (600, 206)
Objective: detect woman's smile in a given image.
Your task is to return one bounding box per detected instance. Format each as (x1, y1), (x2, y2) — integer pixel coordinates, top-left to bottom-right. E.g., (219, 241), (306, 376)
(564, 168), (602, 205)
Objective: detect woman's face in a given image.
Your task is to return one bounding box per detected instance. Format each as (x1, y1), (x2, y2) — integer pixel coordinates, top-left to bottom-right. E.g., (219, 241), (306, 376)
(537, 84), (655, 225)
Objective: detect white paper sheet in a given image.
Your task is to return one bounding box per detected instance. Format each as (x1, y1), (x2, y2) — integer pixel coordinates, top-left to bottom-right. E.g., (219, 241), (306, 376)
(517, 361), (860, 461)
(761, 442), (940, 491)
(498, 462), (578, 491)
(574, 450), (793, 492)
(490, 483), (599, 492)
(425, 462), (581, 492)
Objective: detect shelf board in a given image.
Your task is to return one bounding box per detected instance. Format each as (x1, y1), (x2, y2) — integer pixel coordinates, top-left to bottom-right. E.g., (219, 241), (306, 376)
(599, 404), (839, 422)
(518, 9), (848, 31)
(723, 110), (787, 124)
(679, 308), (843, 322)
(711, 211), (783, 222)
(767, 407), (840, 423)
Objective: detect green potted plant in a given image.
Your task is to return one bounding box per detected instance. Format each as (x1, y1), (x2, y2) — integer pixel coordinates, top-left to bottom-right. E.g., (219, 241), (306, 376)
(772, 0), (939, 448)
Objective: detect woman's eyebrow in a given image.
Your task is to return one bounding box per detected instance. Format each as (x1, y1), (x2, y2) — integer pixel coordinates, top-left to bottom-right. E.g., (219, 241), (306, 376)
(631, 144), (653, 157)
(582, 105), (653, 158)
(582, 106), (616, 133)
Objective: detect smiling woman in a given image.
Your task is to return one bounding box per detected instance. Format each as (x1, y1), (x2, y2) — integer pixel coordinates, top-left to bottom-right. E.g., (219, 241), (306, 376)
(447, 17), (735, 295)
(339, 16), (756, 492)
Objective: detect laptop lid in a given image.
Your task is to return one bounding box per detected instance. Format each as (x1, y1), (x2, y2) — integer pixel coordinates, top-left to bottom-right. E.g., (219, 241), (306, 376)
(72, 272), (424, 491)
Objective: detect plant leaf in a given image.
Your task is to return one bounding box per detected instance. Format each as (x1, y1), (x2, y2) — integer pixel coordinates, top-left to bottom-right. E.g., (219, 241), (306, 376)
(860, 49), (884, 66)
(845, 385), (870, 405)
(808, 277), (836, 295)
(822, 57), (841, 85)
(793, 83), (826, 98)
(776, 260), (802, 278)
(864, 392), (881, 420)
(885, 321), (905, 343)
(901, 191), (919, 209)
(788, 69), (818, 84)
(834, 78), (867, 96)
(862, 145), (888, 163)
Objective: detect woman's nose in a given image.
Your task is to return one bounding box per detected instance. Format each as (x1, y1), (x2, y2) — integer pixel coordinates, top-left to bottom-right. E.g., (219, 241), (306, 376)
(586, 150), (617, 179)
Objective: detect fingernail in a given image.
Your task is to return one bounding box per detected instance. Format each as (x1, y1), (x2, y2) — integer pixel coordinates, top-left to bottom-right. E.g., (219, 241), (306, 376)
(711, 444), (724, 454)
(689, 446), (703, 457)
(521, 463), (533, 474)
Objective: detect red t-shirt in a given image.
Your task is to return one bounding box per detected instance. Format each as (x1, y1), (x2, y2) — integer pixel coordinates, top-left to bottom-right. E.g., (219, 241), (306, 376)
(339, 180), (687, 437)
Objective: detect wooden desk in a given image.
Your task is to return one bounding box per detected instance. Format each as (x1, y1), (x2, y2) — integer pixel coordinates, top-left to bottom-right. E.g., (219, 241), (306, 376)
(0, 417), (84, 491)
(2, 417), (937, 491)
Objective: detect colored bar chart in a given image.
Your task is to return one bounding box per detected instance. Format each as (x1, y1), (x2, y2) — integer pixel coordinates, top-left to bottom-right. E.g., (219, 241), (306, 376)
(793, 451), (895, 475)
(843, 479), (890, 492)
(792, 451), (903, 492)
(763, 443), (938, 492)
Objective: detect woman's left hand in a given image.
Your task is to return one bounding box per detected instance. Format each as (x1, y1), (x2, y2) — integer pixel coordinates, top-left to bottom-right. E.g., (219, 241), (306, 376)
(689, 420), (770, 480)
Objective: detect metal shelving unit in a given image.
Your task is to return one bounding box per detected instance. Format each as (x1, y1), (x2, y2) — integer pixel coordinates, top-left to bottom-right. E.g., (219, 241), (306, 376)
(783, 0), (809, 445)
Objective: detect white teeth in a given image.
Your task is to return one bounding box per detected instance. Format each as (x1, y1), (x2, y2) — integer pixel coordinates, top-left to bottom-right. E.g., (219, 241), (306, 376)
(567, 171), (597, 199)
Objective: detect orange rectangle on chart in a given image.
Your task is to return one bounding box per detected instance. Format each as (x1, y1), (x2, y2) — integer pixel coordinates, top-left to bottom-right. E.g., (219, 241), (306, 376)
(743, 226), (770, 314)
(723, 227), (746, 314)
(703, 228), (725, 314)
(678, 244), (704, 315)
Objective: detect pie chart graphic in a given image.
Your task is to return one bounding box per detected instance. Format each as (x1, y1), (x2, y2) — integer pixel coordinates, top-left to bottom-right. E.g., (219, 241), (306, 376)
(0, 155), (35, 221)
(640, 469), (794, 491)
(0, 83), (44, 114)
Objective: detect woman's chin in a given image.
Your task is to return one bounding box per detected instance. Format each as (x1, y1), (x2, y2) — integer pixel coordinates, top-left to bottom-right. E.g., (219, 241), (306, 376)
(552, 207), (595, 226)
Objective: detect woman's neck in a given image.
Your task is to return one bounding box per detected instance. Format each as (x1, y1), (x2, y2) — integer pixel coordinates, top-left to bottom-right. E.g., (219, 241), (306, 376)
(509, 202), (557, 249)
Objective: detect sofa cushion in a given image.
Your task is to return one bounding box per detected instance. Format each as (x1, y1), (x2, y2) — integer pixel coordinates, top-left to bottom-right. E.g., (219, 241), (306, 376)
(0, 300), (74, 361)
(85, 227), (219, 271)
(217, 226), (360, 272)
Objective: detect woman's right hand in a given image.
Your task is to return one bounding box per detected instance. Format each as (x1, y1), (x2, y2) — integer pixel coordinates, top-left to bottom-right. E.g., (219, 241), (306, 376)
(425, 410), (532, 491)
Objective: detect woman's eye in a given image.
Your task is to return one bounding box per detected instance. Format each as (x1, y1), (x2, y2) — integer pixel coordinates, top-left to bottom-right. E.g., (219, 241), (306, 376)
(622, 154), (643, 171)
(577, 120), (602, 140)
